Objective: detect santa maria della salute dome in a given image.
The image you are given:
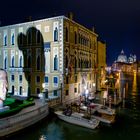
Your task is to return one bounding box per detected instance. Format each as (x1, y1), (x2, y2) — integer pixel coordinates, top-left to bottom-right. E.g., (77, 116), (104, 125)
(116, 50), (136, 63)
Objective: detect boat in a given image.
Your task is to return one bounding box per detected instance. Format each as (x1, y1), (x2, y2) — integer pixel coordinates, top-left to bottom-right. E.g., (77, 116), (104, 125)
(91, 110), (115, 124)
(0, 98), (49, 137)
(55, 110), (100, 130)
(89, 103), (116, 115)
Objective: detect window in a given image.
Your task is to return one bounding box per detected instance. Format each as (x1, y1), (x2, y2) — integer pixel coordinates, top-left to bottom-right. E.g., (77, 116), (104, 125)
(54, 27), (58, 41)
(65, 27), (68, 42)
(11, 86), (14, 95)
(4, 57), (7, 69)
(66, 90), (69, 96)
(75, 76), (77, 83)
(11, 34), (15, 45)
(45, 76), (48, 83)
(74, 31), (77, 44)
(53, 77), (58, 87)
(11, 75), (14, 82)
(28, 75), (31, 83)
(36, 76), (40, 83)
(4, 35), (7, 46)
(65, 55), (68, 68)
(54, 90), (57, 96)
(66, 76), (69, 84)
(28, 31), (32, 44)
(19, 75), (22, 82)
(19, 33), (23, 45)
(74, 88), (77, 93)
(36, 31), (41, 44)
(19, 86), (22, 95)
(28, 56), (31, 68)
(54, 55), (58, 70)
(37, 56), (40, 70)
(12, 56), (14, 67)
(36, 88), (40, 94)
(19, 56), (22, 67)
(54, 77), (58, 84)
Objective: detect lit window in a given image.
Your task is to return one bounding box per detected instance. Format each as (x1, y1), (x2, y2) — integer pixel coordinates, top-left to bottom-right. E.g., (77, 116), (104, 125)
(45, 76), (48, 83)
(54, 77), (58, 84)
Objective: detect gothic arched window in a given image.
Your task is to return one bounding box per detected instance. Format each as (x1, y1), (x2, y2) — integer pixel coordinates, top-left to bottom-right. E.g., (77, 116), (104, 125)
(54, 55), (58, 70)
(4, 35), (7, 46)
(65, 27), (68, 42)
(12, 34), (14, 45)
(4, 57), (7, 69)
(54, 27), (58, 42)
(37, 56), (41, 70)
(19, 56), (22, 67)
(74, 31), (77, 44)
(36, 31), (41, 44)
(28, 56), (31, 68)
(28, 31), (32, 44)
(12, 56), (14, 67)
(66, 55), (68, 68)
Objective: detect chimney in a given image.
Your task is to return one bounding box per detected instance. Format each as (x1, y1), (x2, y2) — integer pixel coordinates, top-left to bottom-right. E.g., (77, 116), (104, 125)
(92, 26), (95, 32)
(68, 12), (74, 20)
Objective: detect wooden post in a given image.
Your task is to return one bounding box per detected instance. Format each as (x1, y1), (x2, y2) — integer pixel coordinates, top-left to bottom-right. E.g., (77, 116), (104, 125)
(109, 96), (112, 108)
(123, 87), (125, 99)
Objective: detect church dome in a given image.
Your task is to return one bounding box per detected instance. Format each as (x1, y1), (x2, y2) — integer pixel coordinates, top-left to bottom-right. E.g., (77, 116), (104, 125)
(117, 50), (127, 63)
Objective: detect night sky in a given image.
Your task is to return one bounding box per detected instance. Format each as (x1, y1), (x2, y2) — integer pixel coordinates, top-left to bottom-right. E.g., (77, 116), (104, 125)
(0, 0), (140, 65)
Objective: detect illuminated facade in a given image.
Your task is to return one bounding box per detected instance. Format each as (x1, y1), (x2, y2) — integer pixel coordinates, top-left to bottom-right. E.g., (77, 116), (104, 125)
(97, 41), (106, 90)
(0, 15), (98, 102)
(112, 50), (137, 72)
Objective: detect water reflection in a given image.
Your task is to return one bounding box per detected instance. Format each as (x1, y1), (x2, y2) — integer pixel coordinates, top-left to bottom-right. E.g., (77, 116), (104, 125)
(4, 73), (140, 140)
(132, 71), (137, 94)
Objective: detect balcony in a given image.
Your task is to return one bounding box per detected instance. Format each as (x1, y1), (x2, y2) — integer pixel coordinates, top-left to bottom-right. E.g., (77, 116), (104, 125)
(9, 67), (32, 72)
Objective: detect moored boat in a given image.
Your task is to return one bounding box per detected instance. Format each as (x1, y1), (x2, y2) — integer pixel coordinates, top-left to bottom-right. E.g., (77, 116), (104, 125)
(89, 103), (116, 115)
(55, 110), (100, 130)
(91, 110), (115, 124)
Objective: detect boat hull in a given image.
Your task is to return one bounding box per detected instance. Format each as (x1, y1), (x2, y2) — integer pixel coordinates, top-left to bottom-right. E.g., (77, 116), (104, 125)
(55, 111), (99, 130)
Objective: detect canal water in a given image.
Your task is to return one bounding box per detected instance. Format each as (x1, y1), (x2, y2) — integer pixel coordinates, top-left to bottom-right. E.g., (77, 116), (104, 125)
(5, 73), (140, 140)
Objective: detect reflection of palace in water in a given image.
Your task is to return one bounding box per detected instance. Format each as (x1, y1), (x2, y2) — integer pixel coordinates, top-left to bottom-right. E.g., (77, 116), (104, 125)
(0, 14), (105, 102)
(112, 50), (137, 72)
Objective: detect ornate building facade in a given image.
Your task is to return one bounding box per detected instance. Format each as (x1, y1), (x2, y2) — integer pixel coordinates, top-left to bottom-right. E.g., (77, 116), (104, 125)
(112, 50), (137, 72)
(0, 15), (99, 102)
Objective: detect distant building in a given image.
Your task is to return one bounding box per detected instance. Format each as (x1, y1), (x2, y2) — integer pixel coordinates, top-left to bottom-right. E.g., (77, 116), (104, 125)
(112, 49), (137, 72)
(0, 15), (102, 102)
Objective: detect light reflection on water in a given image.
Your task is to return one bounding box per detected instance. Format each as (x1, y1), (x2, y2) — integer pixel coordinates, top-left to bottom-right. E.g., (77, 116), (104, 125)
(5, 73), (140, 140)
